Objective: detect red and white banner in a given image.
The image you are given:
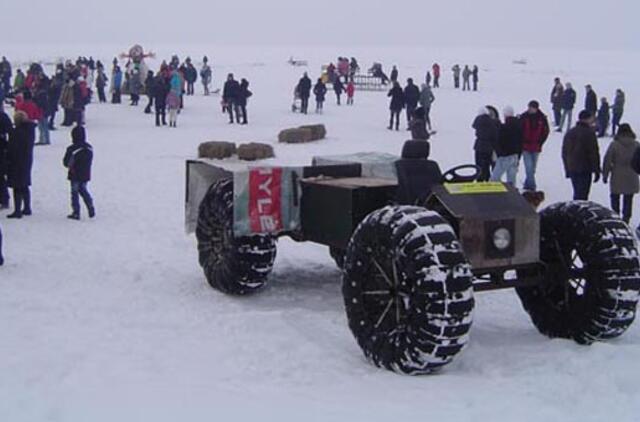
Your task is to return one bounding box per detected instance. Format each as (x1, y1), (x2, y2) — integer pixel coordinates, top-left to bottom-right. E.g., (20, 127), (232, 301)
(248, 168), (283, 233)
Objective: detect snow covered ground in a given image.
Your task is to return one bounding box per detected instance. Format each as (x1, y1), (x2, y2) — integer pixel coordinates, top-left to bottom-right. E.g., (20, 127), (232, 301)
(1, 44), (640, 421)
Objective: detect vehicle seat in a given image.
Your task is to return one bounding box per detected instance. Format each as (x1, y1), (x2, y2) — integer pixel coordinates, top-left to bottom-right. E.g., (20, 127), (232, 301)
(395, 140), (443, 205)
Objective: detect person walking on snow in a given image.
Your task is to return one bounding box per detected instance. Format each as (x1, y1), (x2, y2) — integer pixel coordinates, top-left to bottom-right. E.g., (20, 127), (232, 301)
(462, 65), (471, 91)
(472, 65), (479, 91)
(419, 84), (435, 131)
(472, 106), (499, 182)
(550, 77), (564, 128)
(597, 97), (610, 138)
(200, 56), (212, 96)
(562, 110), (601, 200)
(490, 106), (523, 185)
(611, 89), (625, 137)
(603, 123), (639, 223)
(63, 125), (95, 220)
(222, 73), (240, 123)
(387, 81), (405, 131)
(519, 100), (550, 192)
(313, 78), (327, 113)
(432, 63), (440, 88)
(452, 64), (461, 89)
(297, 72), (312, 114)
(557, 82), (576, 133)
(333, 78), (345, 105)
(237, 78), (252, 125)
(346, 80), (355, 105)
(585, 84), (598, 117)
(6, 111), (35, 219)
(403, 78), (420, 129)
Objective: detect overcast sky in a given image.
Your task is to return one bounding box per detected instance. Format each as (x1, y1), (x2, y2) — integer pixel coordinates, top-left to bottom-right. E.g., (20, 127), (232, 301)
(1, 0), (638, 50)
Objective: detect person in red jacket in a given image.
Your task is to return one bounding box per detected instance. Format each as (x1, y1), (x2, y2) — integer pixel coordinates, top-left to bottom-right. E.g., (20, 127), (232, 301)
(15, 91), (43, 122)
(432, 63), (441, 88)
(519, 100), (550, 191)
(346, 80), (355, 105)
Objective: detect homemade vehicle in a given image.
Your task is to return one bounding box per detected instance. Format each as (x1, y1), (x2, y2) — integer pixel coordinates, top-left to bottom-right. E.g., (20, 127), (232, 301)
(185, 142), (640, 375)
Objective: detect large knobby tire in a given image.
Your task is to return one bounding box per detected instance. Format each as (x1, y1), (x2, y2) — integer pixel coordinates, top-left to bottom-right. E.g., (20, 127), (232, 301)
(343, 206), (475, 375)
(517, 201), (640, 344)
(196, 178), (277, 295)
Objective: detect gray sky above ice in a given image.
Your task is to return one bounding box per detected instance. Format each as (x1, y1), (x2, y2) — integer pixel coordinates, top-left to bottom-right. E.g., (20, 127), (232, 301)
(2, 0), (638, 50)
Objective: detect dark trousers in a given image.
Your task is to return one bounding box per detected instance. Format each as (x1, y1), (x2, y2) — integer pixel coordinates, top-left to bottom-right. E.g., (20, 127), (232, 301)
(300, 96), (309, 114)
(112, 89), (121, 104)
(553, 107), (562, 127)
(611, 194), (633, 223)
(97, 86), (106, 103)
(433, 76), (439, 88)
(11, 186), (31, 215)
(316, 100), (324, 112)
(406, 104), (416, 125)
(473, 80), (478, 91)
(454, 77), (460, 88)
(570, 173), (592, 200)
(336, 93), (341, 105)
(475, 151), (494, 182)
(48, 110), (57, 129)
(425, 107), (432, 131)
(239, 105), (248, 124)
(71, 181), (94, 216)
(612, 112), (623, 136)
(227, 102), (239, 123)
(155, 104), (166, 126)
(0, 223), (3, 265)
(62, 108), (75, 126)
(0, 173), (8, 206)
(144, 96), (154, 114)
(187, 82), (194, 96)
(389, 110), (401, 130)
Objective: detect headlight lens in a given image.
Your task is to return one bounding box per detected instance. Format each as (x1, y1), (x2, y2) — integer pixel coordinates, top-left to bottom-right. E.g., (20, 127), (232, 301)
(493, 228), (512, 250)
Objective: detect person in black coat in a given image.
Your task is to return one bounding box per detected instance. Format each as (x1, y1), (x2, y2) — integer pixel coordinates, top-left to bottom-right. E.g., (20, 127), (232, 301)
(472, 107), (499, 182)
(0, 107), (12, 209)
(153, 74), (170, 127)
(6, 111), (35, 219)
(48, 71), (63, 129)
(409, 107), (430, 141)
(63, 125), (95, 220)
(184, 59), (197, 96)
(390, 66), (398, 83)
(144, 71), (155, 114)
(236, 78), (252, 125)
(297, 73), (312, 114)
(313, 79), (327, 113)
(403, 78), (420, 128)
(585, 84), (597, 117)
(387, 82), (405, 131)
(333, 78), (344, 105)
(490, 106), (523, 185)
(222, 73), (241, 124)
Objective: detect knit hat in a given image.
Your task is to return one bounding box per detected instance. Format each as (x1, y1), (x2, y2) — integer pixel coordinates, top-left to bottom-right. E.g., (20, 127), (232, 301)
(528, 100), (540, 109)
(71, 125), (86, 143)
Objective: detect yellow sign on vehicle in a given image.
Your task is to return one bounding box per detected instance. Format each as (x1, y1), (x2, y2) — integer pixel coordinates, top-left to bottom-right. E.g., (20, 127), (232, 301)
(444, 182), (508, 195)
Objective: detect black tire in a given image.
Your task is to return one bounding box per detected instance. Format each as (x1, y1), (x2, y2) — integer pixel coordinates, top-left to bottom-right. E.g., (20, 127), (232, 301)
(329, 247), (345, 269)
(517, 201), (640, 344)
(196, 178), (277, 295)
(343, 206), (475, 375)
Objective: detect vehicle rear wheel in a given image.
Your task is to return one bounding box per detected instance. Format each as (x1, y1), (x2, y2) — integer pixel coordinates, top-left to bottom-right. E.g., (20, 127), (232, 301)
(517, 201), (640, 344)
(343, 206), (475, 375)
(196, 178), (277, 295)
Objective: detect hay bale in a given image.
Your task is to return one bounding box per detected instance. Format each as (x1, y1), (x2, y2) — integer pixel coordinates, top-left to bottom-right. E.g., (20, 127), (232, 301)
(299, 124), (327, 141)
(198, 141), (237, 159)
(278, 127), (314, 144)
(237, 143), (275, 161)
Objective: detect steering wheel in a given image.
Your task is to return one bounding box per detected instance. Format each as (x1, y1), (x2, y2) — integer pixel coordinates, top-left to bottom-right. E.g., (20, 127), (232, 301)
(442, 165), (482, 184)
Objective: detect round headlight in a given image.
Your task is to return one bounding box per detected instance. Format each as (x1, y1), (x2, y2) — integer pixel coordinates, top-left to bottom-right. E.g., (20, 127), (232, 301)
(493, 228), (512, 250)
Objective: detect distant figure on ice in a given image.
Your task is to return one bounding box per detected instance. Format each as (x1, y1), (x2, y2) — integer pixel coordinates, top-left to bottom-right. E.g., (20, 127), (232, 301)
(111, 65), (123, 104)
(472, 65), (479, 91)
(184, 58), (197, 96)
(562, 110), (600, 200)
(63, 125), (95, 220)
(346, 80), (355, 105)
(462, 65), (471, 91)
(611, 89), (625, 137)
(237, 78), (252, 125)
(520, 100), (549, 192)
(387, 81), (405, 131)
(0, 57), (11, 95)
(584, 84), (597, 117)
(603, 123), (639, 223)
(557, 82), (576, 133)
(166, 90), (181, 128)
(95, 67), (108, 103)
(425, 71), (431, 87)
(313, 78), (326, 113)
(223, 73), (240, 124)
(490, 106), (522, 186)
(432, 63), (440, 88)
(129, 67), (142, 106)
(419, 83), (435, 131)
(390, 65), (399, 83)
(297, 72), (312, 114)
(200, 56), (212, 96)
(333, 77), (344, 105)
(144, 71), (155, 114)
(6, 111), (35, 219)
(472, 106), (499, 182)
(0, 106), (11, 209)
(452, 64), (461, 89)
(404, 78), (420, 129)
(597, 97), (610, 138)
(153, 73), (170, 126)
(550, 77), (564, 128)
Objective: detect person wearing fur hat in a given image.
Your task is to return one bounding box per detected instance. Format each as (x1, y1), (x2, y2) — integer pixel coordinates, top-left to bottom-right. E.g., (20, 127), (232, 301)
(490, 106), (523, 186)
(562, 110), (601, 200)
(603, 123), (639, 223)
(6, 111), (36, 219)
(63, 125), (95, 220)
(472, 106), (499, 181)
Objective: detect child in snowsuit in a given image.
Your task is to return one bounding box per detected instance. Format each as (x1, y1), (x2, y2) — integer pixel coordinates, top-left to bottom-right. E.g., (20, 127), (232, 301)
(166, 91), (180, 127)
(346, 81), (355, 105)
(63, 125), (95, 220)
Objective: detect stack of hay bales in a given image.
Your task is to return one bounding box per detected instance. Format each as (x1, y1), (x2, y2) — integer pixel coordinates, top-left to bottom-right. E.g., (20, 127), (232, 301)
(237, 143), (275, 161)
(198, 141), (237, 159)
(278, 124), (327, 144)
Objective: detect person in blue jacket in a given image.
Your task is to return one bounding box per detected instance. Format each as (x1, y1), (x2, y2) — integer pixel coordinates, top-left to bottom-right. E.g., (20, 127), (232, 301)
(111, 65), (123, 104)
